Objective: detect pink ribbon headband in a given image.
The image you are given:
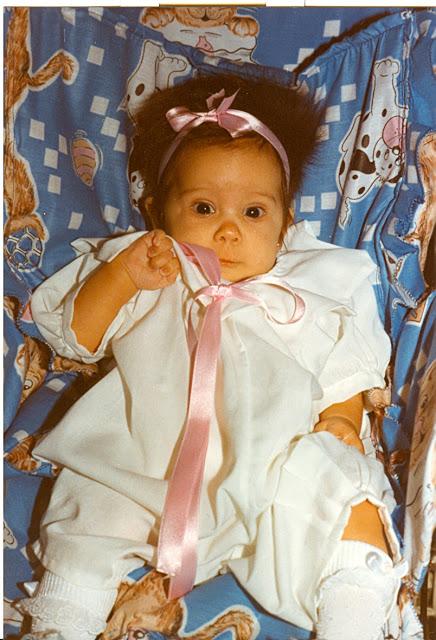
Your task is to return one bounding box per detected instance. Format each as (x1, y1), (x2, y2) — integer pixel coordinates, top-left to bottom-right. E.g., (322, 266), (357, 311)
(158, 89), (291, 187)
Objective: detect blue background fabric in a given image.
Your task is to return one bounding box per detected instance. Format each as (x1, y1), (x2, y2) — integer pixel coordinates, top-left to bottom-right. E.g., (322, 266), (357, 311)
(4, 7), (435, 639)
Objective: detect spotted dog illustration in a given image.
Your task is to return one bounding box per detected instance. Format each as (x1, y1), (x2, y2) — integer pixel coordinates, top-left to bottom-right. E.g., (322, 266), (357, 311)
(120, 40), (191, 122)
(120, 38), (191, 215)
(337, 58), (408, 228)
(102, 570), (258, 640)
(140, 7), (259, 64)
(4, 7), (78, 265)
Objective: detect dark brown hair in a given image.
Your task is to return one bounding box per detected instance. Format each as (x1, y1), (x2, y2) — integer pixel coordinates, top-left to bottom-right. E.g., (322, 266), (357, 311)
(130, 72), (323, 228)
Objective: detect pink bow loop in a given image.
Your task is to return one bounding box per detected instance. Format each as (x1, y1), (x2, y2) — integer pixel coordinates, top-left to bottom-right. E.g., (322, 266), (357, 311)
(158, 89), (290, 186)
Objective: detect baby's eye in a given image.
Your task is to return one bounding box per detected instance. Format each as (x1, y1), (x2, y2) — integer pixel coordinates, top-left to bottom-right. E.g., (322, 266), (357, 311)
(194, 202), (215, 215)
(245, 206), (265, 219)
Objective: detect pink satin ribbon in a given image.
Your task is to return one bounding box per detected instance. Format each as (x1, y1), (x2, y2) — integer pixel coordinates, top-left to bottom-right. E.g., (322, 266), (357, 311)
(157, 243), (304, 599)
(158, 89), (291, 187)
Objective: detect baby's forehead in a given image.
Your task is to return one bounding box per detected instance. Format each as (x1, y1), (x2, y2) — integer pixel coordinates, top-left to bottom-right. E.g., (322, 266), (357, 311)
(168, 137), (283, 181)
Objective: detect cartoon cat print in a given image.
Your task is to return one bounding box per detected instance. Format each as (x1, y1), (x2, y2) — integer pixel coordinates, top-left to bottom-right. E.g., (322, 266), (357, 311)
(102, 570), (258, 640)
(140, 6), (259, 63)
(4, 8), (78, 247)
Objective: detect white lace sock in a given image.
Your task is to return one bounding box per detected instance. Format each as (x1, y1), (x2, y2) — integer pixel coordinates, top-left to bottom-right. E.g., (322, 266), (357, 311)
(315, 540), (408, 640)
(18, 571), (117, 640)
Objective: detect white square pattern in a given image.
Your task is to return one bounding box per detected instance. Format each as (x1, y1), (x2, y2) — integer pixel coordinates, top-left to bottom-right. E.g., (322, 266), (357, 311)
(44, 148), (59, 169)
(325, 105), (340, 123)
(46, 378), (67, 392)
(48, 175), (61, 194)
(103, 205), (120, 224)
(317, 124), (329, 141)
(90, 95), (109, 116)
(283, 63), (297, 73)
(300, 195), (315, 213)
(305, 65), (320, 78)
(323, 20), (341, 38)
(87, 45), (105, 66)
(314, 84), (326, 104)
(115, 22), (128, 38)
(58, 135), (68, 154)
(61, 8), (75, 25)
(341, 84), (357, 102)
(68, 212), (84, 230)
(298, 48), (314, 64)
(114, 134), (127, 152)
(29, 119), (45, 140)
(89, 7), (103, 21)
(321, 192), (337, 210)
(101, 117), (120, 138)
(407, 166), (418, 184)
(409, 131), (420, 152)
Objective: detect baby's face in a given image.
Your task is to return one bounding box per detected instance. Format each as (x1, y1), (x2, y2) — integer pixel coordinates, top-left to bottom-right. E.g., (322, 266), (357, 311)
(161, 140), (289, 282)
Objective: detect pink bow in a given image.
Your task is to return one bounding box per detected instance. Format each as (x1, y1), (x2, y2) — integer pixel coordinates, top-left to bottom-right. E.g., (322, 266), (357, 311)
(158, 90), (291, 187)
(156, 242), (304, 599)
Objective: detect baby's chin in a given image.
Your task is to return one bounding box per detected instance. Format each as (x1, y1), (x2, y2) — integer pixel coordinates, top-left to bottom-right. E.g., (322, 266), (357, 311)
(220, 259), (276, 283)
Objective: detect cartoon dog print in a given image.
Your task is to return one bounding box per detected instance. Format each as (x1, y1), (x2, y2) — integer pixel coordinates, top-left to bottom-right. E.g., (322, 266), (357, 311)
(102, 570), (258, 640)
(140, 6), (259, 64)
(4, 8), (78, 244)
(120, 40), (191, 123)
(337, 58), (408, 228)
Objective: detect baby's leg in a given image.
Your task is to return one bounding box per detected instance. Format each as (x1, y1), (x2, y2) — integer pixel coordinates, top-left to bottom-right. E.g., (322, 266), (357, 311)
(18, 468), (157, 640)
(315, 458), (407, 640)
(314, 419), (390, 552)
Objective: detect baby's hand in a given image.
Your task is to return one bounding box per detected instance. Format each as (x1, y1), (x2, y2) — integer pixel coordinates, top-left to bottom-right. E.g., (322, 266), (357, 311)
(313, 417), (364, 453)
(118, 229), (180, 290)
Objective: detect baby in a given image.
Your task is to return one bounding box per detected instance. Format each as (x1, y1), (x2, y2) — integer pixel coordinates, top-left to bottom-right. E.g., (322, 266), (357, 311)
(19, 73), (407, 640)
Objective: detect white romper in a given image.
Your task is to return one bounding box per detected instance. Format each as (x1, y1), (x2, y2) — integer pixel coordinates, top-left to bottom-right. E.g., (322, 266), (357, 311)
(30, 221), (401, 631)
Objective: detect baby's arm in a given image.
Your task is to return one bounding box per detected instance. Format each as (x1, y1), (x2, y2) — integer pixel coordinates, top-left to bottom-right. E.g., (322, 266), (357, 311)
(313, 392), (364, 452)
(71, 229), (179, 352)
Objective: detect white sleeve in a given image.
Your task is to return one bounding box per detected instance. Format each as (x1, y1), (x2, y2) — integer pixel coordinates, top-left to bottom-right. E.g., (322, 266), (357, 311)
(313, 276), (391, 415)
(30, 232), (160, 363)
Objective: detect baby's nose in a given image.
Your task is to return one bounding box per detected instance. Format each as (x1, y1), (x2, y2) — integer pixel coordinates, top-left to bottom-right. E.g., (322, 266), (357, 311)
(214, 221), (241, 243)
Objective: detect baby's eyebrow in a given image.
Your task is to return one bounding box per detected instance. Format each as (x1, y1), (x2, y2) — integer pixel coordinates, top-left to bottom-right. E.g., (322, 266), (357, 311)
(179, 188), (211, 197)
(252, 192), (278, 205)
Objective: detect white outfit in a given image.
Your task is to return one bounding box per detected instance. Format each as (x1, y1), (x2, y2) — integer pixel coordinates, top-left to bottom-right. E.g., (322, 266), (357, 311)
(29, 221), (401, 631)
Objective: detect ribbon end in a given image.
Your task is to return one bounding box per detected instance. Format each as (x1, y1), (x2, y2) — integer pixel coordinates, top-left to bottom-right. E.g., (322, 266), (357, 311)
(167, 576), (190, 601)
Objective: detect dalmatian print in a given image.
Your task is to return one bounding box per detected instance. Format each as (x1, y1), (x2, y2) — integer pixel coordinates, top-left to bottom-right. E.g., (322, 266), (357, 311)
(337, 58), (408, 228)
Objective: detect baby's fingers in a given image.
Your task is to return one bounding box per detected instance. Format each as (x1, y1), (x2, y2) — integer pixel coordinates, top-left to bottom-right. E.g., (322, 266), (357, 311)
(148, 229), (172, 255)
(159, 257), (180, 280)
(149, 249), (176, 271)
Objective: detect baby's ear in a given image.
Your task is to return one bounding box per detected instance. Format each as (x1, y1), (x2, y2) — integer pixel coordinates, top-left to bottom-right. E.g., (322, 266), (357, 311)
(279, 207), (294, 243)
